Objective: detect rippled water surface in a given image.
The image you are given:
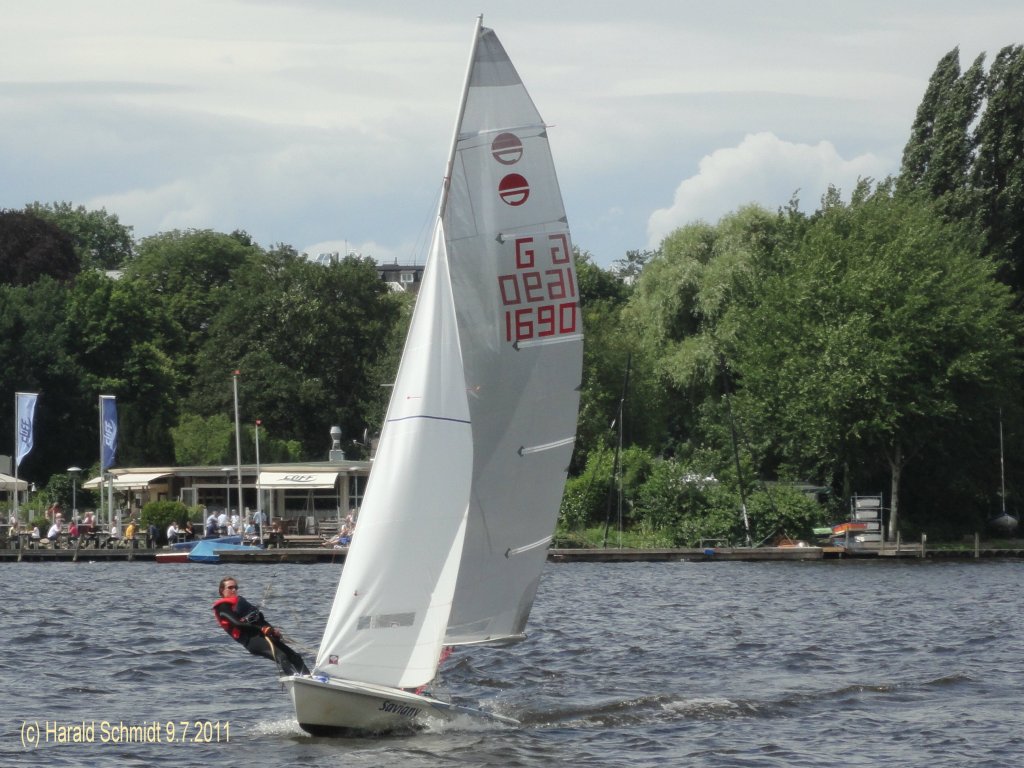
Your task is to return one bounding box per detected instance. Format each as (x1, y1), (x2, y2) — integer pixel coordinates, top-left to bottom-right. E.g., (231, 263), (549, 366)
(2, 558), (1022, 766)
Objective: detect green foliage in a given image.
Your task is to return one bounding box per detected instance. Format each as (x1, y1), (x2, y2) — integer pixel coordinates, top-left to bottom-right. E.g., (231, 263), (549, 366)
(140, 500), (191, 531)
(898, 47), (985, 210)
(973, 45), (1024, 293)
(0, 209), (80, 285)
(731, 182), (1020, 535)
(42, 472), (96, 515)
(632, 457), (702, 530)
(171, 413), (234, 465)
(560, 444), (615, 530)
(125, 228), (259, 378)
(746, 485), (829, 544)
(24, 201), (134, 270)
(185, 250), (401, 458)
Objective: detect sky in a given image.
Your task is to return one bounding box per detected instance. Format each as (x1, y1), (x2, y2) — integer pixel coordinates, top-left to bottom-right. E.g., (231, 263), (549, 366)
(2, 1), (1023, 269)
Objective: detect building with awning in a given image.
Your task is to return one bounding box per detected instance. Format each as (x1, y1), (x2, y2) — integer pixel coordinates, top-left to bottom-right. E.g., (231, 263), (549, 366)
(80, 461), (370, 534)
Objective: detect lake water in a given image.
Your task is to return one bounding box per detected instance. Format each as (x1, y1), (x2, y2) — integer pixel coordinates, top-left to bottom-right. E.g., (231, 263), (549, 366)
(2, 558), (1022, 766)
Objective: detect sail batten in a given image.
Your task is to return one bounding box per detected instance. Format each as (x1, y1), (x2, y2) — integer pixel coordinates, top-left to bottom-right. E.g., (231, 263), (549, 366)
(519, 436), (576, 455)
(458, 122), (548, 141)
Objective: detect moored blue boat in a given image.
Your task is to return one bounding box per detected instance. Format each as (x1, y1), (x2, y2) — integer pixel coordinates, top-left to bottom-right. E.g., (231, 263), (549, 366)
(187, 536), (259, 563)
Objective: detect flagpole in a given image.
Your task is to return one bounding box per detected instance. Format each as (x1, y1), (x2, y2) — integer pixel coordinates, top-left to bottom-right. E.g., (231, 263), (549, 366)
(255, 418), (263, 544)
(14, 392), (39, 527)
(98, 395), (103, 528)
(99, 395), (118, 534)
(12, 394), (18, 526)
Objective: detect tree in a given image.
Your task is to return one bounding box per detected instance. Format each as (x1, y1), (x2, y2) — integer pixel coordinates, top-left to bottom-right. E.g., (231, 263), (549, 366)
(186, 249), (402, 456)
(972, 45), (1024, 294)
(0, 278), (92, 484)
(0, 210), (80, 285)
(611, 248), (657, 281)
(24, 202), (135, 270)
(623, 205), (785, 459)
(898, 48), (985, 213)
(731, 182), (1021, 537)
(171, 413), (234, 465)
(123, 229), (260, 380)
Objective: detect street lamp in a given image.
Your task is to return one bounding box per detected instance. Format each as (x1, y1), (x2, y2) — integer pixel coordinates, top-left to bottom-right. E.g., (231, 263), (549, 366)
(67, 466), (82, 520)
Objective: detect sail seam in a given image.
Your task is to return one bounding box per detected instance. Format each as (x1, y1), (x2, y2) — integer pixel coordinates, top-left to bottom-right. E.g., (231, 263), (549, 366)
(387, 414), (472, 425)
(495, 225), (569, 244)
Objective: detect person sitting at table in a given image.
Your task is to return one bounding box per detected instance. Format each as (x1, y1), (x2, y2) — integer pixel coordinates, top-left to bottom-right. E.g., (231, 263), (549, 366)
(124, 519), (138, 542)
(30, 525), (41, 542)
(83, 510), (96, 528)
(184, 520), (195, 540)
(242, 518), (258, 543)
(47, 515), (62, 548)
(68, 518), (79, 541)
(167, 521), (180, 544)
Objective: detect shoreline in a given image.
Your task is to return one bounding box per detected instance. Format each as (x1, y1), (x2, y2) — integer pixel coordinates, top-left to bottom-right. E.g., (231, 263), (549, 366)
(3, 543), (1023, 563)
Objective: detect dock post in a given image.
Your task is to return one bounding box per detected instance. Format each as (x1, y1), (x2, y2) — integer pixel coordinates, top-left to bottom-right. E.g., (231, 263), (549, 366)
(920, 533), (926, 558)
(974, 532), (980, 559)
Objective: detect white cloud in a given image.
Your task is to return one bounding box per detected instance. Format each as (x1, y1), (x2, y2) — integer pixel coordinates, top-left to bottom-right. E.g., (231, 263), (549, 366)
(646, 132), (891, 248)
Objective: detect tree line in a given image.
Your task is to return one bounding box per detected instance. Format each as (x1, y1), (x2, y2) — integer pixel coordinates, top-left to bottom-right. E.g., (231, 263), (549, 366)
(1, 217), (407, 503)
(3, 46), (1024, 544)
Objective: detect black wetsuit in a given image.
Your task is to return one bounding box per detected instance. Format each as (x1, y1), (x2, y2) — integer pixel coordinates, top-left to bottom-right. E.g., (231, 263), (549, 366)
(213, 595), (309, 676)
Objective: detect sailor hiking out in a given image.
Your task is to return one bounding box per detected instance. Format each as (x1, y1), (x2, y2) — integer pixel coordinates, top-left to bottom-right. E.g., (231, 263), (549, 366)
(213, 576), (310, 676)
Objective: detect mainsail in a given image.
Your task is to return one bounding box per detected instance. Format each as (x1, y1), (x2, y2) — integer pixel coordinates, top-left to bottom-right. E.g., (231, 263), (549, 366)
(442, 28), (582, 645)
(300, 17), (581, 721)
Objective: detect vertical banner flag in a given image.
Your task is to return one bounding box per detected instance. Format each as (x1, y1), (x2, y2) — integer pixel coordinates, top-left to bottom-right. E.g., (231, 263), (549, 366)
(15, 392), (38, 468)
(100, 395), (118, 470)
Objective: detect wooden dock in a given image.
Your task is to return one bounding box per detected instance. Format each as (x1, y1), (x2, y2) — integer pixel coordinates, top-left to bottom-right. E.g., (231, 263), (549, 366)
(2, 540), (1021, 564)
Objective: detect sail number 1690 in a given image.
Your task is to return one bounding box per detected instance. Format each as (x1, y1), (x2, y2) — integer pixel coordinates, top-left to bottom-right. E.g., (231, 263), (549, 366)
(498, 234), (579, 343)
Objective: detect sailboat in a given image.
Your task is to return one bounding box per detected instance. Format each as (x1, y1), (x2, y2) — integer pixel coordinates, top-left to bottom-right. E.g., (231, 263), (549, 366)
(990, 411), (1018, 534)
(283, 18), (583, 735)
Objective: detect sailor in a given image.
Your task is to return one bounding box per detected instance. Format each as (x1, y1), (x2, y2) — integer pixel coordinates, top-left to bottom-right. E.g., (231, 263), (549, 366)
(212, 576), (310, 676)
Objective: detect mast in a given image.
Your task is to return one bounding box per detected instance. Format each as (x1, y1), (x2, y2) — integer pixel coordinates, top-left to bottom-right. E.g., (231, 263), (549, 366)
(602, 354), (631, 548)
(437, 15), (484, 220)
(1000, 408), (1007, 516)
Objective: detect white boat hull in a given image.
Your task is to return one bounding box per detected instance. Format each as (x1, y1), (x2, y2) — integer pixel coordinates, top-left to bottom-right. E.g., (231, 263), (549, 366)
(283, 674), (517, 736)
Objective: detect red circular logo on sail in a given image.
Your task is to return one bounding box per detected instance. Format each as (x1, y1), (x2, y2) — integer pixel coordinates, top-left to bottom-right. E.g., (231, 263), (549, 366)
(492, 132), (523, 165)
(498, 173), (530, 206)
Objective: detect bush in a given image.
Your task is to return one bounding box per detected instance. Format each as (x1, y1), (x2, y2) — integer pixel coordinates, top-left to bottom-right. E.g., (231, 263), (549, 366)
(746, 484), (828, 544)
(140, 500), (191, 532)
